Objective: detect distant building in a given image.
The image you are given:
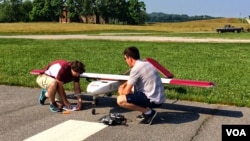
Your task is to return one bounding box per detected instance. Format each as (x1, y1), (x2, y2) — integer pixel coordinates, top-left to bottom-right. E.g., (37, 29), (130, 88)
(80, 15), (105, 24)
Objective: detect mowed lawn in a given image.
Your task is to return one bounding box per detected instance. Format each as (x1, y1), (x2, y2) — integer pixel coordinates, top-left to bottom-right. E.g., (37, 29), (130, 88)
(0, 38), (249, 107)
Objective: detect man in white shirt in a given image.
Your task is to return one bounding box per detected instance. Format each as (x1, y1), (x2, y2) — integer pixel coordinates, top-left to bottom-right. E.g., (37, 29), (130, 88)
(117, 46), (165, 125)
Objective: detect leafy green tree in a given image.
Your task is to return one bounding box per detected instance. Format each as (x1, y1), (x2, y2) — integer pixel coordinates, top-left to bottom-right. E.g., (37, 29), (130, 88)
(22, 0), (33, 22)
(127, 0), (146, 25)
(43, 0), (64, 21)
(106, 0), (128, 24)
(79, 0), (94, 23)
(30, 0), (63, 21)
(96, 0), (129, 24)
(29, 0), (46, 21)
(0, 0), (25, 22)
(0, 1), (8, 22)
(115, 0), (129, 24)
(97, 0), (111, 23)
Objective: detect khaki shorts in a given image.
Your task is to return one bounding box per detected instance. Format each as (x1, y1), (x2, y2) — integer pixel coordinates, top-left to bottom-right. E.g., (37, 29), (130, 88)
(36, 74), (61, 101)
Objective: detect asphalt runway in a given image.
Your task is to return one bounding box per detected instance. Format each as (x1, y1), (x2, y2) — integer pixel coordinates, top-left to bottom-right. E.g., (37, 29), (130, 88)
(0, 85), (249, 141)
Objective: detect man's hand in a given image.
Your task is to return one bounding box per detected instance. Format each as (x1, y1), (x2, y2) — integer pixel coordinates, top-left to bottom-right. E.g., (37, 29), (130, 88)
(63, 100), (71, 109)
(118, 81), (133, 95)
(118, 82), (127, 95)
(75, 98), (82, 111)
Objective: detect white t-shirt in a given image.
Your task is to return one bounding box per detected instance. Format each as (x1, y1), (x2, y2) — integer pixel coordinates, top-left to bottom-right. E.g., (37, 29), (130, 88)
(127, 60), (166, 104)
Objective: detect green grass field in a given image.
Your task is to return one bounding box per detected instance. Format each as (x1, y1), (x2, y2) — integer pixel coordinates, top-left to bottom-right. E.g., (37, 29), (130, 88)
(0, 38), (250, 107)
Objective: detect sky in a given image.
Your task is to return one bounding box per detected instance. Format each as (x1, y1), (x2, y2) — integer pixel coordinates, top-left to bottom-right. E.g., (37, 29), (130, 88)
(141, 0), (250, 18)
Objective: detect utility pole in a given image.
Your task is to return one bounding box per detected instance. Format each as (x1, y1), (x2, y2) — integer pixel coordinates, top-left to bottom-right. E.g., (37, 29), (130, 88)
(240, 12), (243, 23)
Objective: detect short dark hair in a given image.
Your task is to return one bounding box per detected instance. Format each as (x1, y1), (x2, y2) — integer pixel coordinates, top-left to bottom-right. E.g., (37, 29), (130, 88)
(71, 60), (85, 74)
(123, 46), (140, 60)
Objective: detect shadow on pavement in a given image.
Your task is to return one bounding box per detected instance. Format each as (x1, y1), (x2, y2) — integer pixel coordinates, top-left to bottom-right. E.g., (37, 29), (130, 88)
(161, 103), (243, 118)
(67, 93), (243, 124)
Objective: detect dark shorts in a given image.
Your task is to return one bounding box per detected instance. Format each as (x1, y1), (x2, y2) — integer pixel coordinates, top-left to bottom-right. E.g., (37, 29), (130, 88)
(126, 92), (162, 108)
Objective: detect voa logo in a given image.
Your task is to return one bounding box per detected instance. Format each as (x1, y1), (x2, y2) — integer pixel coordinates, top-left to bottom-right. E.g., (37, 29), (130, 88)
(226, 129), (246, 136)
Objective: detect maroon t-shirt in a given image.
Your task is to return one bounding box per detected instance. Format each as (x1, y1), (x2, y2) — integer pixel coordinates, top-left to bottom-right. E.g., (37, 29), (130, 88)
(43, 60), (80, 83)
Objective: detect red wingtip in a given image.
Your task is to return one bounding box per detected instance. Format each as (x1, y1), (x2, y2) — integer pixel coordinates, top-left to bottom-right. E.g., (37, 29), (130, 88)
(170, 79), (215, 88)
(30, 69), (44, 75)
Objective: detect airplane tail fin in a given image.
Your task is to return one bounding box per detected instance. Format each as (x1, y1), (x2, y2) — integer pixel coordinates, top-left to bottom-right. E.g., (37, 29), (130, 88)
(146, 57), (215, 88)
(145, 57), (174, 78)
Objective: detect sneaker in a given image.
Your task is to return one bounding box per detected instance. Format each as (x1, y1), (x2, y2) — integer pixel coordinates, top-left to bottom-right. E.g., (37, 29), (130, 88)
(39, 89), (47, 105)
(49, 103), (62, 112)
(139, 110), (157, 125)
(136, 113), (145, 120)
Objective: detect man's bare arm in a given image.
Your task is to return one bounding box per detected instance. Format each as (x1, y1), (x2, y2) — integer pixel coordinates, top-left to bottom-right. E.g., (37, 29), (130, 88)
(118, 81), (133, 95)
(56, 80), (70, 107)
(74, 82), (82, 100)
(74, 82), (82, 110)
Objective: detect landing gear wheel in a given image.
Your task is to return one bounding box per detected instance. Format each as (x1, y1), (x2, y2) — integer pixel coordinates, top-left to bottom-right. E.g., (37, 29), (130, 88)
(95, 98), (99, 105)
(92, 109), (96, 115)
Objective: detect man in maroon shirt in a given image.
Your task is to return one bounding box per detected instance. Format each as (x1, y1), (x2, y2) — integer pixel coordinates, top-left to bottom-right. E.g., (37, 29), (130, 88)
(36, 60), (85, 112)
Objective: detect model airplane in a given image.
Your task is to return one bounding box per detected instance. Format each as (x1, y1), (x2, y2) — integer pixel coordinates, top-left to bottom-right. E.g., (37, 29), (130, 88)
(30, 58), (215, 115)
(79, 58), (214, 114)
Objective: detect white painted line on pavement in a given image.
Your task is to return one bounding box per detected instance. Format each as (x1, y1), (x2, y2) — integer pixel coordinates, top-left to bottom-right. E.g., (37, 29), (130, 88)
(23, 120), (107, 141)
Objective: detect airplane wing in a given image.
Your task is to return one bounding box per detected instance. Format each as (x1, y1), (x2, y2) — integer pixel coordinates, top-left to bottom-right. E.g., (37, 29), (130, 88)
(81, 73), (129, 81)
(30, 57), (215, 88)
(80, 73), (214, 88)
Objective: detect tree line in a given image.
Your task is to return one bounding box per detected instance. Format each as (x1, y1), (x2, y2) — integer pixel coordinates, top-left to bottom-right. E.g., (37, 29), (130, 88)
(0, 0), (147, 25)
(0, 0), (217, 24)
(147, 12), (217, 23)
